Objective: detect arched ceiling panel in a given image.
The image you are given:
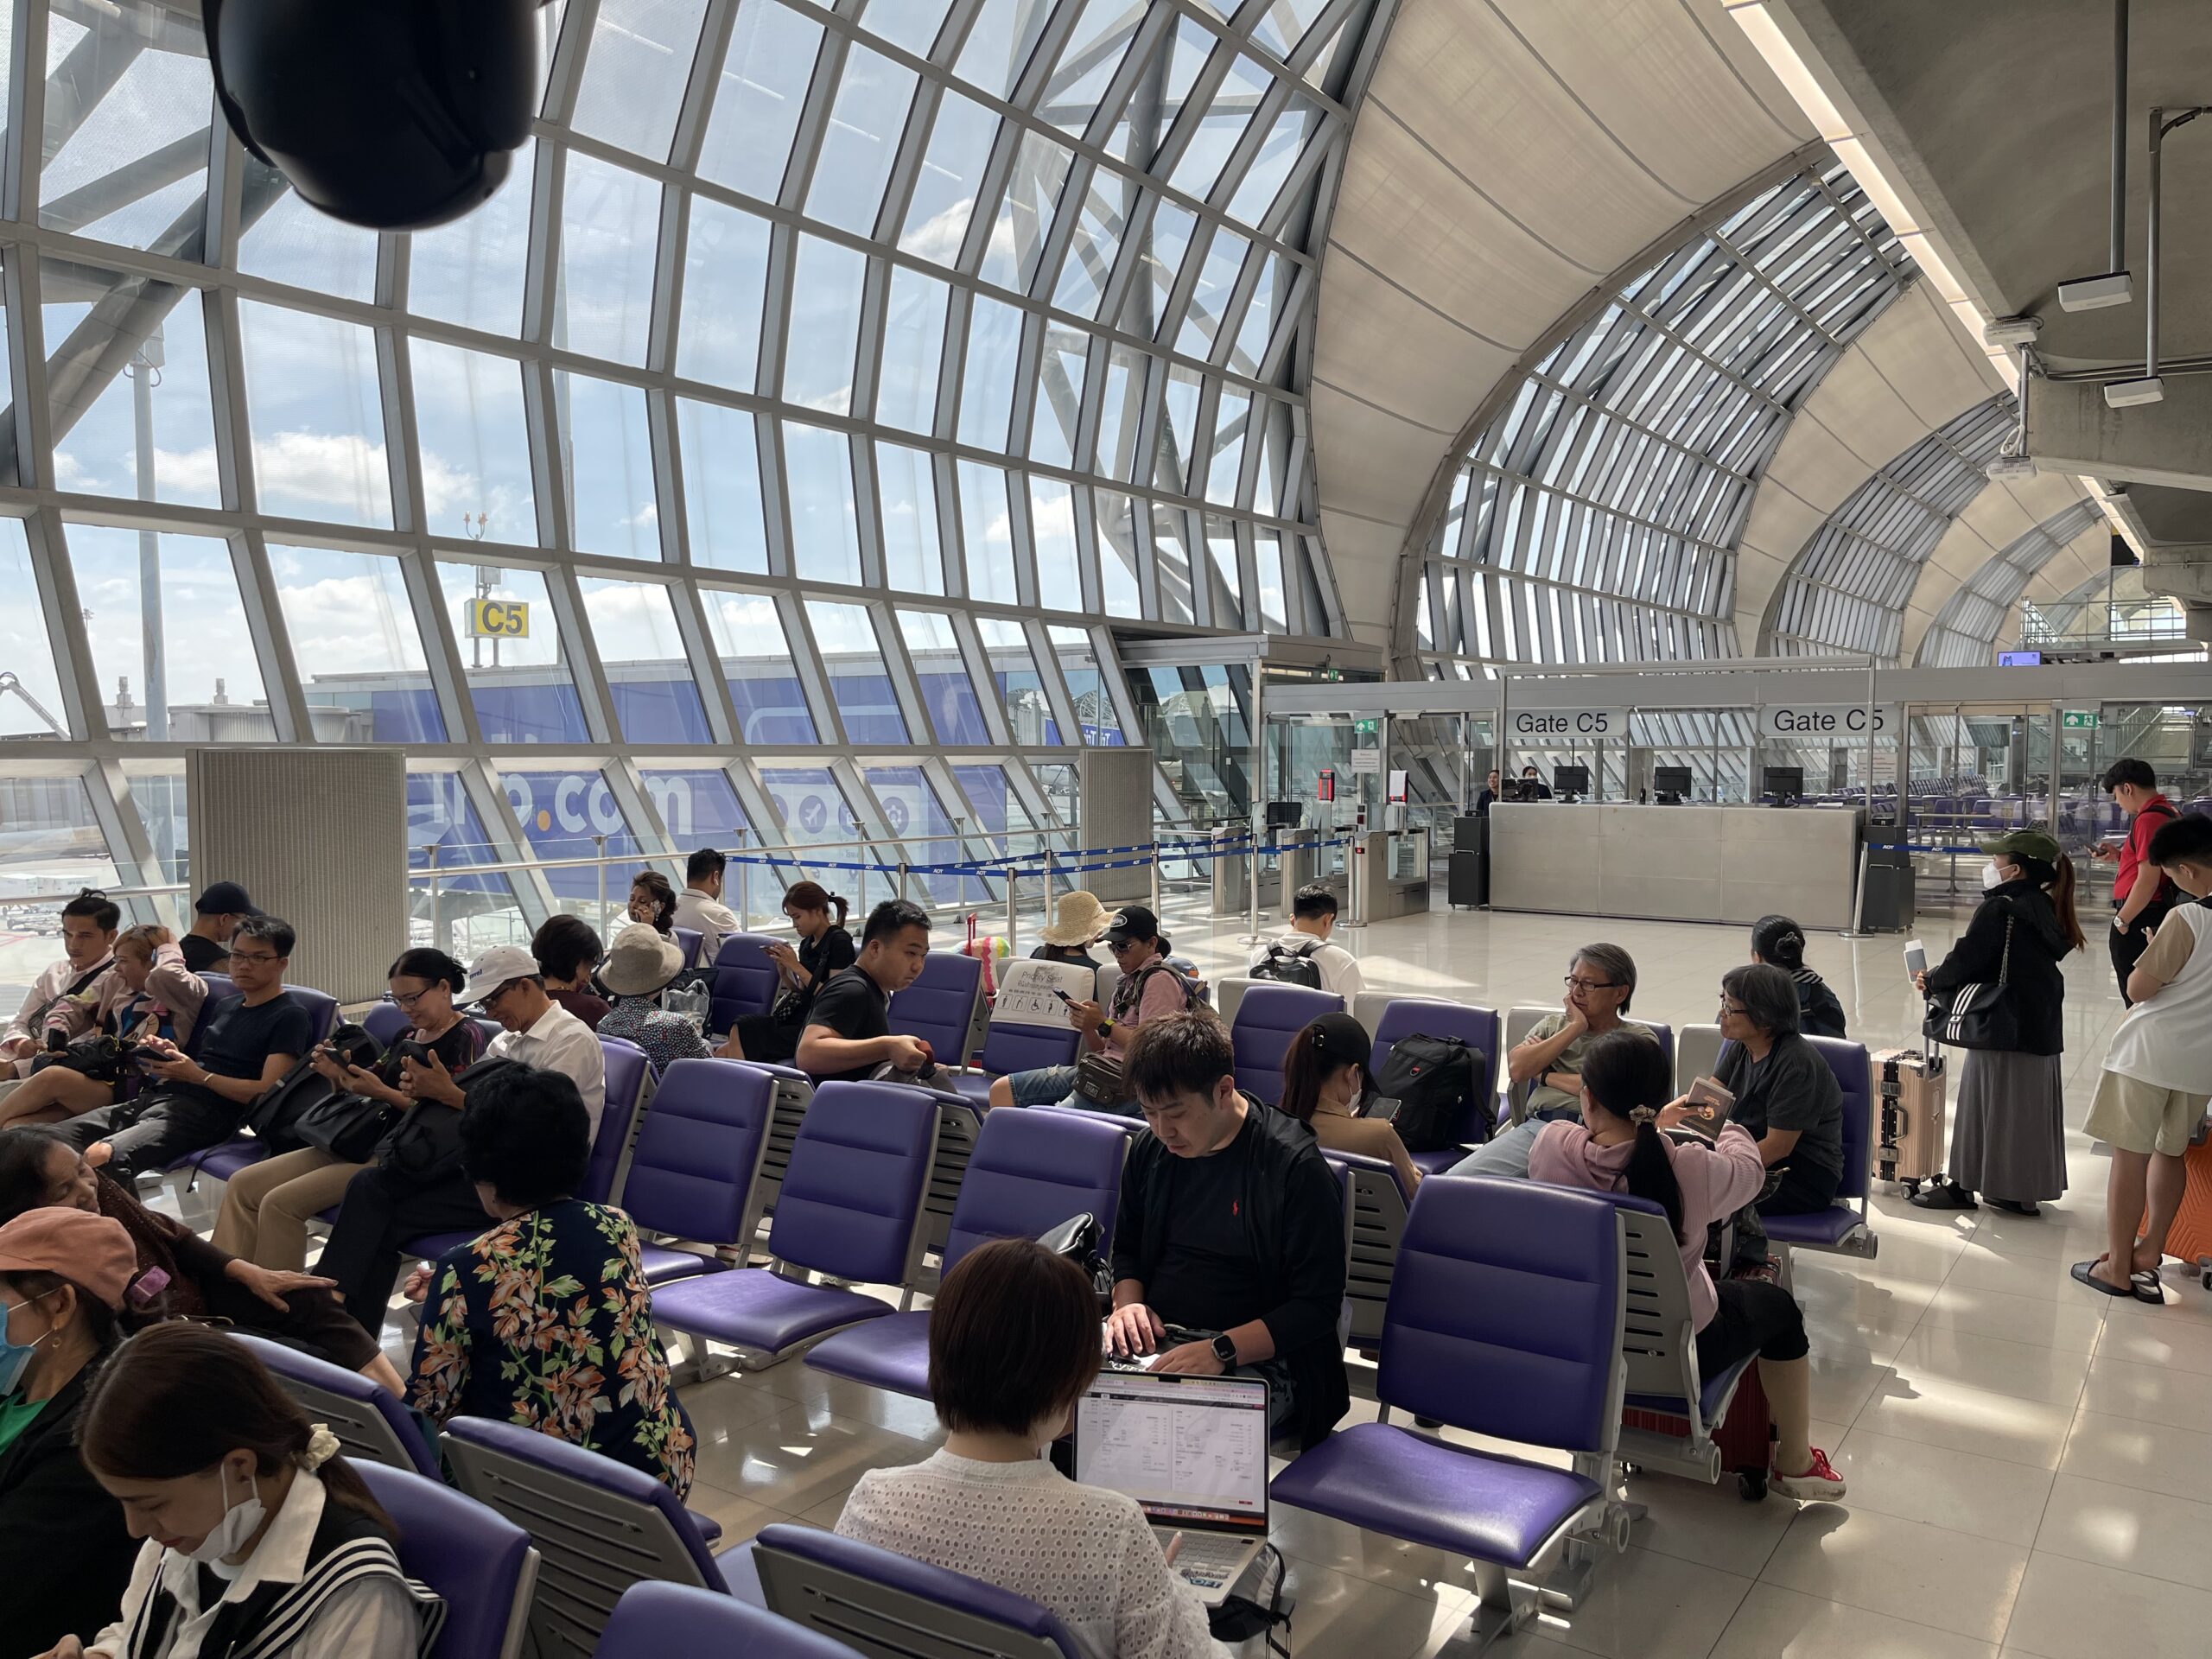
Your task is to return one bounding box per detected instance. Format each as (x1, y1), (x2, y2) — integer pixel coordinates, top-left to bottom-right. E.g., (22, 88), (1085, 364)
(1916, 499), (2107, 667)
(1313, 0), (1814, 647)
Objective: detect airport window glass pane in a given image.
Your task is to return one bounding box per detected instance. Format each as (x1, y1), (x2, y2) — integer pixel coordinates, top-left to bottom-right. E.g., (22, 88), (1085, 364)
(1030, 477), (1082, 611)
(435, 562), (588, 743)
(951, 761), (1027, 845)
(978, 129), (1071, 295)
(804, 43), (915, 236)
(863, 2), (956, 56)
(576, 576), (709, 742)
(879, 265), (950, 434)
(702, 589), (817, 744)
(556, 149), (660, 365)
(237, 166), (379, 302)
(1152, 502), (1193, 624)
(677, 197), (772, 392)
(571, 0), (710, 161)
(877, 443), (946, 594)
(957, 460), (1016, 604)
(976, 617), (1054, 744)
(67, 525), (265, 737)
(1049, 625), (1123, 744)
(271, 545), (448, 744)
(679, 401), (768, 572)
(555, 371), (658, 560)
(0, 522), (68, 738)
(118, 763), (188, 887)
(781, 422), (862, 584)
(45, 267), (219, 511)
(1030, 322), (1087, 469)
(409, 141), (536, 336)
(503, 768), (645, 870)
(237, 301), (391, 529)
(898, 608), (988, 744)
(806, 600), (909, 744)
(784, 234), (866, 415)
(1205, 518), (1242, 625)
(0, 780), (119, 931)
(953, 0), (1056, 98)
(639, 767), (750, 848)
(411, 341), (537, 545)
(863, 763), (969, 903)
(407, 774), (529, 959)
(1096, 489), (1141, 618)
(759, 764), (857, 848)
(957, 294), (1023, 448)
(698, 0), (822, 201)
(38, 3), (211, 253)
(901, 87), (1002, 267)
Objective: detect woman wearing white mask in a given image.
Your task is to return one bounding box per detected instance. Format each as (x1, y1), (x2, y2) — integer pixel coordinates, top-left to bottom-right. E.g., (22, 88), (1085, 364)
(0, 1208), (140, 1652)
(1911, 830), (2086, 1216)
(41, 1322), (442, 1659)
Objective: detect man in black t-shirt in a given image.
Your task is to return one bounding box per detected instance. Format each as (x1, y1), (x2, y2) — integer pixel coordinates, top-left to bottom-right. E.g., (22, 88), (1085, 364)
(60, 914), (314, 1179)
(795, 899), (933, 1083)
(177, 880), (259, 974)
(1106, 1014), (1349, 1448)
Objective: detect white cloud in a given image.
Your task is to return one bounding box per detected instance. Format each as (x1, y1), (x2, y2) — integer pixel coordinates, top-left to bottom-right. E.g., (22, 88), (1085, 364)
(251, 429), (391, 518)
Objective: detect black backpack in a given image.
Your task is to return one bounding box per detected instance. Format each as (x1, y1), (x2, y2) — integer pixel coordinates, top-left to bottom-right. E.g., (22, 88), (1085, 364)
(1250, 938), (1325, 989)
(1371, 1033), (1484, 1154)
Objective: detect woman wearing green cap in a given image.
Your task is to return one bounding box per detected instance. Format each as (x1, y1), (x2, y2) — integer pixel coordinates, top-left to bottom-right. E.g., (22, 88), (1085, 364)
(1911, 829), (2086, 1214)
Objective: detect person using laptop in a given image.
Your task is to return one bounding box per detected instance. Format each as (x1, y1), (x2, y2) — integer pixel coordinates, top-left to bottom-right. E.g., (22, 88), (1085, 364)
(1105, 1014), (1350, 1449)
(836, 1237), (1228, 1659)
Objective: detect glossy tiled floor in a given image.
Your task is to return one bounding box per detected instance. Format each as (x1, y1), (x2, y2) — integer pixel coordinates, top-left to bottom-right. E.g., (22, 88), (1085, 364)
(661, 895), (2210, 1659)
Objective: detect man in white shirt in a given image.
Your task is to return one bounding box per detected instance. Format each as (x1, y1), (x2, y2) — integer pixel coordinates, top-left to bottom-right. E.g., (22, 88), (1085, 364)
(671, 848), (741, 967)
(1249, 883), (1363, 1001)
(2, 887), (119, 1076)
(318, 944), (607, 1332)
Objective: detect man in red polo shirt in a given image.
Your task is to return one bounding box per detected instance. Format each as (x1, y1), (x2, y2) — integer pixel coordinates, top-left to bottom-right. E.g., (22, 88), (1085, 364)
(2093, 759), (2179, 1003)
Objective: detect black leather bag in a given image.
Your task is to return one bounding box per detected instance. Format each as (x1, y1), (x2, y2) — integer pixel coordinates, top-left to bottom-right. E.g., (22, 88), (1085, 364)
(1923, 914), (2020, 1052)
(374, 1056), (523, 1181)
(293, 1089), (402, 1164)
(243, 1021), (379, 1154)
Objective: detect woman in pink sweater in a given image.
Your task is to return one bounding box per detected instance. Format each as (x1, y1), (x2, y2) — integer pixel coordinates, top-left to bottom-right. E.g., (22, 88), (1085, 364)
(1527, 1030), (1845, 1502)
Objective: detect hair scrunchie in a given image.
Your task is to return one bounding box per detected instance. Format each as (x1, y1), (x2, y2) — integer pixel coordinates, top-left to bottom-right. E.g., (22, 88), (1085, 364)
(301, 1425), (342, 1471)
(1629, 1106), (1658, 1125)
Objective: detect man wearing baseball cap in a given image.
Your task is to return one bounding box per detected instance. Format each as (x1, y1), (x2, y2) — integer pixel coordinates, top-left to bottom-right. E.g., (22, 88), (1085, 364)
(0, 1207), (141, 1649)
(315, 944), (604, 1334)
(180, 880), (260, 974)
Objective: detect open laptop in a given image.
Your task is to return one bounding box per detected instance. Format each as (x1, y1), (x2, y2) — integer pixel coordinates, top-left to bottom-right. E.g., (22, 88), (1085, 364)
(1073, 1371), (1270, 1606)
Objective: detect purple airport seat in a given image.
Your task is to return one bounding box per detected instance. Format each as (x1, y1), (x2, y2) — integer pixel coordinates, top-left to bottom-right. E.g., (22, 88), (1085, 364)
(1370, 997), (1502, 1168)
(442, 1417), (743, 1656)
(620, 1058), (773, 1287)
(1230, 983), (1344, 1105)
(233, 1332), (440, 1479)
(648, 1082), (938, 1364)
(362, 1001), (410, 1046)
(947, 1019), (1084, 1103)
(709, 933), (783, 1036)
(1323, 1147), (1412, 1349)
(754, 1523), (1084, 1659)
(889, 952), (984, 1070)
(1761, 1037), (1878, 1256)
(671, 927), (703, 972)
(1269, 1177), (1628, 1648)
(807, 1106), (1129, 1399)
(596, 1581), (855, 1659)
(357, 1459), (537, 1659)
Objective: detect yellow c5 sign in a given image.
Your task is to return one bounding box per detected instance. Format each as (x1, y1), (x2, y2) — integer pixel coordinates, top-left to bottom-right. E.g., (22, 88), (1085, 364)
(466, 598), (530, 639)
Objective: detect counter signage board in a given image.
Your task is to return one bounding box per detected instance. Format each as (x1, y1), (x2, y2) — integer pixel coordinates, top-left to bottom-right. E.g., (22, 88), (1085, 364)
(1757, 703), (1889, 739)
(1349, 749), (1382, 773)
(1507, 707), (1625, 740)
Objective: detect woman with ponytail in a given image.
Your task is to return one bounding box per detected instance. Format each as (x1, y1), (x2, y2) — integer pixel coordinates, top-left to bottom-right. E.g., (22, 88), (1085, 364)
(1912, 830), (2085, 1216)
(1528, 1030), (1845, 1503)
(721, 881), (854, 1065)
(56, 1321), (443, 1658)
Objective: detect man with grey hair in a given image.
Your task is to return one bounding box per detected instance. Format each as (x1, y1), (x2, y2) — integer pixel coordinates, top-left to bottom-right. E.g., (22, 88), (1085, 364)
(1452, 942), (1662, 1179)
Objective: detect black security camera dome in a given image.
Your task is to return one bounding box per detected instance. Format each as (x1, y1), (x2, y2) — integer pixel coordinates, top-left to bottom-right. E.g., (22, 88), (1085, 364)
(204, 0), (542, 231)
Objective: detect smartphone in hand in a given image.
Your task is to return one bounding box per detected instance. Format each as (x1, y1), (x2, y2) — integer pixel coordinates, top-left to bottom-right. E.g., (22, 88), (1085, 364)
(1364, 1096), (1402, 1123)
(1904, 940), (1927, 979)
(1052, 988), (1075, 1004)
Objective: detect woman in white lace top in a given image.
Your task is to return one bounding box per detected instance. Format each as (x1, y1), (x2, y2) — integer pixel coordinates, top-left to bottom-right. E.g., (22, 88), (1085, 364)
(836, 1239), (1227, 1659)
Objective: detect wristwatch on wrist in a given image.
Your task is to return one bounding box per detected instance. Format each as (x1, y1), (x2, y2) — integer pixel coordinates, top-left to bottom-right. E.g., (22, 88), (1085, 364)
(1210, 1333), (1238, 1369)
(1096, 1019), (1114, 1039)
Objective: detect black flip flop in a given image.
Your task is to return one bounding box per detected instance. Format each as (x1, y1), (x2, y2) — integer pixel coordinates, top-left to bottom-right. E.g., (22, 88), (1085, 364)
(2073, 1260), (2137, 1297)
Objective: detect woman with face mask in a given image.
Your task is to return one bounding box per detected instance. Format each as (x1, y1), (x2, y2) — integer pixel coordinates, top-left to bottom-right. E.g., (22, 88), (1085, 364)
(1911, 830), (2088, 1215)
(0, 1208), (140, 1654)
(52, 1321), (442, 1659)
(836, 1237), (1228, 1659)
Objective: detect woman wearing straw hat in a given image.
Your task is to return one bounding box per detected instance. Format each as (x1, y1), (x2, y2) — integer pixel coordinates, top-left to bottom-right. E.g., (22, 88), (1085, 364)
(596, 924), (714, 1073)
(1032, 891), (1108, 983)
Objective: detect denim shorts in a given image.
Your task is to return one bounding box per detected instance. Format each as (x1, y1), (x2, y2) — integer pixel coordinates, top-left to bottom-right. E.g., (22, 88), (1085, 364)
(1007, 1064), (1081, 1106)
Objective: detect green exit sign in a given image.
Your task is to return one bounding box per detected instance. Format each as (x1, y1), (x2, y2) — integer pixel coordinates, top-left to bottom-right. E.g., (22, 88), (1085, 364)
(1354, 719), (1379, 737)
(2062, 710), (2100, 730)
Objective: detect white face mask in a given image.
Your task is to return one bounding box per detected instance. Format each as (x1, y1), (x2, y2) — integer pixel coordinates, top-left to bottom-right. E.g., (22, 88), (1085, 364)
(1981, 862), (2007, 891)
(186, 1461), (268, 1576)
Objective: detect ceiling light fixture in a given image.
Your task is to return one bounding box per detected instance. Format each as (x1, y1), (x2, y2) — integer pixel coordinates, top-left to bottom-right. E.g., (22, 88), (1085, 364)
(2056, 2), (2135, 312)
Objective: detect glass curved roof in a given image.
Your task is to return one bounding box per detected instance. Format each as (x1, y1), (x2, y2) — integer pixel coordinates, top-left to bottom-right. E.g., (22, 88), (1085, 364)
(1916, 498), (2103, 667)
(0, 0), (1382, 914)
(1411, 158), (1912, 672)
(1764, 393), (2012, 661)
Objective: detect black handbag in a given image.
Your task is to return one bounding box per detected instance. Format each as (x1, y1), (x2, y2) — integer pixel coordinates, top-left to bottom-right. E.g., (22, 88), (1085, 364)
(29, 1032), (137, 1086)
(293, 1089), (402, 1163)
(374, 1055), (523, 1179)
(243, 1021), (380, 1153)
(1923, 913), (2020, 1051)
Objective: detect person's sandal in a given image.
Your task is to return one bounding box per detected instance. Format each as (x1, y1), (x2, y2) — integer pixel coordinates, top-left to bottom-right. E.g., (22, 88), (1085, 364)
(1771, 1447), (1846, 1502)
(2073, 1259), (2137, 1297)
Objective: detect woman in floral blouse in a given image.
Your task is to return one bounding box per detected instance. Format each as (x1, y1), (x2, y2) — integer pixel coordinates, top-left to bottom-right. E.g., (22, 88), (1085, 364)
(404, 1062), (696, 1497)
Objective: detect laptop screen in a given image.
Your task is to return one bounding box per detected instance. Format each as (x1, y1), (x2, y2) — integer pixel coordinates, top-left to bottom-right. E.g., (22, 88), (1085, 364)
(1073, 1372), (1269, 1533)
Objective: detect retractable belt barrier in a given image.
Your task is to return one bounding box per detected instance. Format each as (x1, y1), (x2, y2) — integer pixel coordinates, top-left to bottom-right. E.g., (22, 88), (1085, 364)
(715, 834), (1352, 879)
